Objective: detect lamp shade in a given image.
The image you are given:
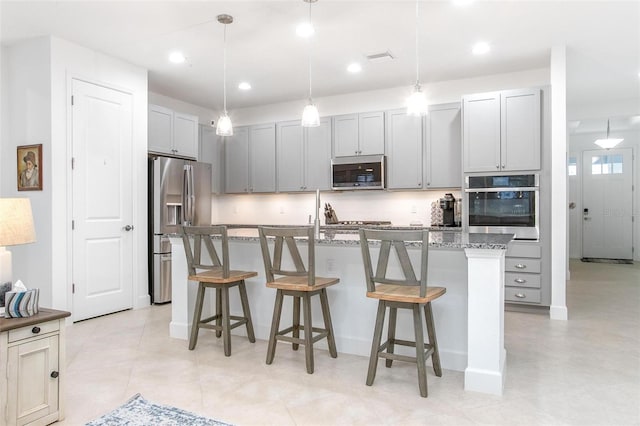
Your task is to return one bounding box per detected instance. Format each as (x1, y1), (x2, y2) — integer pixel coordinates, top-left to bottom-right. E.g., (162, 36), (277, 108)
(301, 102), (320, 127)
(216, 113), (233, 136)
(0, 198), (36, 246)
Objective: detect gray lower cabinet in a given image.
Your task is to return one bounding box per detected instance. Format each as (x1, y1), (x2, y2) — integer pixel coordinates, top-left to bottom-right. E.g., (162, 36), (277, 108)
(332, 111), (384, 157)
(505, 241), (548, 306)
(199, 124), (223, 194)
(463, 88), (541, 173)
(224, 124), (276, 193)
(385, 109), (423, 189)
(277, 119), (331, 192)
(424, 102), (461, 189)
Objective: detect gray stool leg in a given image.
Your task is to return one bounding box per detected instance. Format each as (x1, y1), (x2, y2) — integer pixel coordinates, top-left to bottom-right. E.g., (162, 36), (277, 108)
(238, 280), (256, 343)
(385, 307), (398, 368)
(221, 286), (232, 357)
(367, 300), (386, 386)
(189, 283), (206, 350)
(292, 296), (301, 351)
(413, 304), (428, 398)
(424, 302), (442, 377)
(303, 293), (314, 374)
(215, 288), (222, 338)
(319, 289), (337, 358)
(266, 289), (284, 365)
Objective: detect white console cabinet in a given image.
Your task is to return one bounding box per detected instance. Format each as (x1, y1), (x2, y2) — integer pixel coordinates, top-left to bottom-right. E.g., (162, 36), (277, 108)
(0, 309), (70, 426)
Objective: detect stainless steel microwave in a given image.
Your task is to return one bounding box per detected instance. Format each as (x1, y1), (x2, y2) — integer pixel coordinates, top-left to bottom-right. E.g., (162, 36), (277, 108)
(331, 155), (385, 190)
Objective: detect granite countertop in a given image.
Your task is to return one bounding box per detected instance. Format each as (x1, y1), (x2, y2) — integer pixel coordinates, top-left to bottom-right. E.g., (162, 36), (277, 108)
(215, 226), (512, 250)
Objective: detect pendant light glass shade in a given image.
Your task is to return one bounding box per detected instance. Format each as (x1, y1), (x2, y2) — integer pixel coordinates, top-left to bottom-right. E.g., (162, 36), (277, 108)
(216, 113), (233, 136)
(216, 14), (234, 137)
(594, 119), (623, 149)
(406, 0), (429, 116)
(302, 101), (320, 127)
(301, 0), (320, 127)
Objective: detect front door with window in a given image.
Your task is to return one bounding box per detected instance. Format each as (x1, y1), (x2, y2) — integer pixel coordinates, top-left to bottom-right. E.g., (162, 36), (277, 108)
(582, 148), (633, 260)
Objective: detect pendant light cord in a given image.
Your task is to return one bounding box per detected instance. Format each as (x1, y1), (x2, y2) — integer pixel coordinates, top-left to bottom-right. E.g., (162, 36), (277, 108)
(415, 0), (420, 87)
(308, 0), (313, 101)
(223, 23), (228, 114)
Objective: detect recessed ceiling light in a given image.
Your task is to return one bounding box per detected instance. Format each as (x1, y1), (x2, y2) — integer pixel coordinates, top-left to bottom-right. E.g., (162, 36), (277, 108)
(472, 41), (490, 55)
(238, 82), (252, 91)
(169, 51), (186, 64)
(347, 63), (362, 73)
(452, 0), (475, 6)
(296, 22), (314, 38)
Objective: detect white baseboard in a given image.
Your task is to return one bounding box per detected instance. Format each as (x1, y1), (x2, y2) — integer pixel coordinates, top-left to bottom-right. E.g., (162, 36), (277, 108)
(550, 305), (568, 320)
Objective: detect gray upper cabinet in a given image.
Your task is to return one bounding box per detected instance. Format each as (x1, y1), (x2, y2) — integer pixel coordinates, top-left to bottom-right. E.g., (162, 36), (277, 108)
(463, 88), (540, 172)
(224, 126), (249, 193)
(425, 103), (462, 189)
(198, 124), (223, 194)
(148, 104), (198, 159)
(332, 111), (384, 157)
(249, 123), (277, 193)
(277, 118), (331, 192)
(385, 109), (423, 189)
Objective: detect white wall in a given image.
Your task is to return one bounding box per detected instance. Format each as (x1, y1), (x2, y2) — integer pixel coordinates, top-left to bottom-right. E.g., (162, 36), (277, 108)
(149, 91), (215, 126)
(1, 36), (149, 313)
(0, 38), (52, 304)
(569, 128), (640, 261)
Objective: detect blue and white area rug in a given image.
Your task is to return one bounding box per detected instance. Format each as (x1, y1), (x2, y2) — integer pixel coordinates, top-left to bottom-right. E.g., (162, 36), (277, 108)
(86, 393), (232, 426)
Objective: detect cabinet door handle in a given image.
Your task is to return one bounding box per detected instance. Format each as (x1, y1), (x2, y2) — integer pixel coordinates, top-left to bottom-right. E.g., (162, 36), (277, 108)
(515, 293), (526, 298)
(502, 164), (505, 169)
(514, 264), (527, 269)
(32, 326), (41, 334)
(496, 165), (500, 169)
(514, 278), (526, 284)
(50, 371), (59, 379)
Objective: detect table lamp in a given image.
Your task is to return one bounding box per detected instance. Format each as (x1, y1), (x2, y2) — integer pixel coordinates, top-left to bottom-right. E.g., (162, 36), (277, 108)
(0, 198), (36, 285)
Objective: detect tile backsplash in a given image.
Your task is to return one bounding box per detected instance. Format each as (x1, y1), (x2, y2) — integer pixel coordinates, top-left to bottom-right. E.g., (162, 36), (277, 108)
(212, 190), (462, 227)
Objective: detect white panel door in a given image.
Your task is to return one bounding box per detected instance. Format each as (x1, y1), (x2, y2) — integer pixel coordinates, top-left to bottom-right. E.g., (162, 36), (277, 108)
(305, 117), (332, 191)
(463, 92), (500, 172)
(332, 114), (359, 157)
(582, 148), (633, 259)
(276, 120), (304, 192)
(425, 103), (461, 188)
(358, 111), (385, 155)
(173, 112), (198, 159)
(501, 88), (541, 171)
(249, 123), (276, 193)
(385, 109), (422, 189)
(72, 79), (134, 321)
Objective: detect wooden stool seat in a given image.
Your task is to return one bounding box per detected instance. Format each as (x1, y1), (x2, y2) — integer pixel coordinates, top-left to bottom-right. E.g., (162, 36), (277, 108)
(180, 225), (257, 357)
(359, 228), (445, 398)
(259, 226), (339, 374)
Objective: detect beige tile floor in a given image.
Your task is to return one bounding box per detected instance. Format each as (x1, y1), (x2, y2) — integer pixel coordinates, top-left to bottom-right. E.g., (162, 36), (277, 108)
(57, 259), (640, 425)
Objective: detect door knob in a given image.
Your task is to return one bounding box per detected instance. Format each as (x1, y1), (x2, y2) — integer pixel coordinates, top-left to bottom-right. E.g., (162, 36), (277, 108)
(123, 225), (134, 231)
(50, 371), (59, 379)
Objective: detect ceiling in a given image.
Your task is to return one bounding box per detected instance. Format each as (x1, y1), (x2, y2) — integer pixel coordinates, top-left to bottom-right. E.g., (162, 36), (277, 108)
(1, 0), (639, 113)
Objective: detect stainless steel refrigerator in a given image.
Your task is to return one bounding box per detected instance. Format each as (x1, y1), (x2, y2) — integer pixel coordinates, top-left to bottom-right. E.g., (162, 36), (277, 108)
(148, 156), (212, 303)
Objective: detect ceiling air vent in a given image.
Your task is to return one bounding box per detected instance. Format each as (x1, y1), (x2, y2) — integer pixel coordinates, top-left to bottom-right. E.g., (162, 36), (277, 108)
(365, 51), (395, 63)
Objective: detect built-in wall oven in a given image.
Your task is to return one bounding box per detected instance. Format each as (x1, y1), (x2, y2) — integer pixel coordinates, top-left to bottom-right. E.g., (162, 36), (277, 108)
(464, 174), (539, 240)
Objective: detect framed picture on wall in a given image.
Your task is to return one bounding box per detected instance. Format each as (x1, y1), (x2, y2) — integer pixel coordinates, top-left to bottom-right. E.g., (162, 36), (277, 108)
(17, 144), (43, 191)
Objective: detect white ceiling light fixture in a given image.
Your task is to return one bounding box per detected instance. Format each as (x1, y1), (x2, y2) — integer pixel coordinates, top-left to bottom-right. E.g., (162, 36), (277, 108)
(238, 82), (252, 91)
(301, 0), (320, 128)
(472, 41), (491, 55)
(296, 21), (314, 38)
(169, 51), (186, 64)
(347, 62), (362, 73)
(594, 119), (624, 149)
(216, 14), (234, 137)
(406, 0), (428, 116)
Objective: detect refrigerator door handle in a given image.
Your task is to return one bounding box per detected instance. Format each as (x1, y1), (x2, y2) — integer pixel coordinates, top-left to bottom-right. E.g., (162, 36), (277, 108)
(183, 164), (195, 226)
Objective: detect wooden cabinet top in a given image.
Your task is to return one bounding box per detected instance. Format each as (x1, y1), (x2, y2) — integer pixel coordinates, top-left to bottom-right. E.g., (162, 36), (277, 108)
(0, 308), (71, 333)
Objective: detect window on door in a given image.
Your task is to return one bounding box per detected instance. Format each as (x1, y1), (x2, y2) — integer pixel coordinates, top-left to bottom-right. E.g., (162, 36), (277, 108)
(568, 156), (577, 176)
(590, 154), (623, 175)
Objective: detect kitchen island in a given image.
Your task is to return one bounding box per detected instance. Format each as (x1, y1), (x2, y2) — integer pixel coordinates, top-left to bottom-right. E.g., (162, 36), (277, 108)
(169, 227), (512, 396)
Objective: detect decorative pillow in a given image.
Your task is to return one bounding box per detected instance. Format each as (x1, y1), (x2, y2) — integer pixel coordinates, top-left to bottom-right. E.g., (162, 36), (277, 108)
(0, 282), (11, 307)
(4, 289), (39, 318)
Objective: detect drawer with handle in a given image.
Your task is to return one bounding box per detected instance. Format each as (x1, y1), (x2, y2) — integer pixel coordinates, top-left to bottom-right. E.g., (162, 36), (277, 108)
(505, 287), (541, 304)
(505, 272), (541, 288)
(8, 319), (60, 343)
(505, 258), (541, 274)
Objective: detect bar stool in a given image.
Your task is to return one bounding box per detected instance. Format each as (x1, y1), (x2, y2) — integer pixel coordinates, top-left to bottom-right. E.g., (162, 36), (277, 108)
(180, 225), (257, 357)
(359, 228), (446, 397)
(258, 226), (339, 374)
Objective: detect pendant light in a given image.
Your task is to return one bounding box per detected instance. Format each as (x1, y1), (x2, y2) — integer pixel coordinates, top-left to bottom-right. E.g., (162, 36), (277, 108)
(594, 119), (624, 149)
(301, 0), (320, 127)
(216, 14), (233, 136)
(406, 0), (428, 116)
